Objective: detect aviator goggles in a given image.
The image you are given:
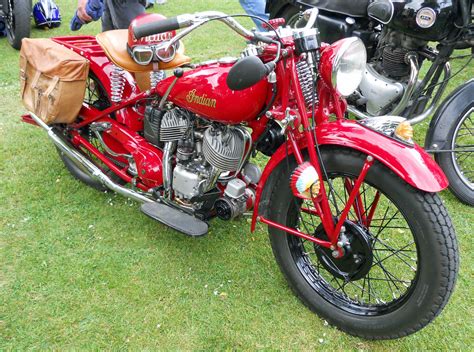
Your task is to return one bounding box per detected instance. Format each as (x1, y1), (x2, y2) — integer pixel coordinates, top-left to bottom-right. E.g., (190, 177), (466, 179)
(128, 42), (177, 65)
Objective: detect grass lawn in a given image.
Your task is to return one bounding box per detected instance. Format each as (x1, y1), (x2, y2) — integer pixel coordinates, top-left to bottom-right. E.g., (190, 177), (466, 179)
(1, 0), (473, 349)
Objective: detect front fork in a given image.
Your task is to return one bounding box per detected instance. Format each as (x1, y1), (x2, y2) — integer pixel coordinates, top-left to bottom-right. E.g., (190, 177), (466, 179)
(259, 64), (376, 251)
(259, 138), (375, 251)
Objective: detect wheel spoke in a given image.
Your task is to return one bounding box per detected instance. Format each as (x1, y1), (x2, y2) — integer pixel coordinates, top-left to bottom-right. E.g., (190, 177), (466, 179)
(373, 208), (401, 239)
(287, 167), (419, 312)
(372, 240), (417, 271)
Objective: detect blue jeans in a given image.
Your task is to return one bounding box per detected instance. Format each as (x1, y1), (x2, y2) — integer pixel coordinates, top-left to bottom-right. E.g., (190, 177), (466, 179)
(239, 0), (269, 31)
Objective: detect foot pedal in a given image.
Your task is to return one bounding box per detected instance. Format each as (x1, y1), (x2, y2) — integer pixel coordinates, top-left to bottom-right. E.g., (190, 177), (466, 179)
(140, 202), (208, 237)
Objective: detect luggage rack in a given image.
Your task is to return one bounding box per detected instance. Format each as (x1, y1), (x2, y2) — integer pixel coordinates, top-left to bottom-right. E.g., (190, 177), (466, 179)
(52, 36), (105, 56)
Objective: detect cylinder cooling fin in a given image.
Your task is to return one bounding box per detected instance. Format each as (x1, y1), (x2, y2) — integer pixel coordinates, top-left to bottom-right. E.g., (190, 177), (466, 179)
(202, 126), (246, 172)
(159, 109), (189, 142)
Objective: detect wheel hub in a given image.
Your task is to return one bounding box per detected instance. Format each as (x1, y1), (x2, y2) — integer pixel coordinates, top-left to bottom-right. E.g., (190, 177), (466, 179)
(314, 220), (373, 281)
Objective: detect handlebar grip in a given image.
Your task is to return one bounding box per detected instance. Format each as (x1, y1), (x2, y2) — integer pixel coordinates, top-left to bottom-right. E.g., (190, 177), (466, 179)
(133, 17), (180, 39)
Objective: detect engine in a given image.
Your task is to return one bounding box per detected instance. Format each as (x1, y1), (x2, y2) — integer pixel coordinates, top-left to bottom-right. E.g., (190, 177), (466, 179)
(144, 106), (254, 215)
(353, 27), (428, 116)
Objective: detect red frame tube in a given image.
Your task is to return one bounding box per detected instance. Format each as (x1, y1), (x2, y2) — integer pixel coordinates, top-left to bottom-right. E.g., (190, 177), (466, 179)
(71, 133), (149, 192)
(329, 156), (374, 242)
(259, 216), (332, 247)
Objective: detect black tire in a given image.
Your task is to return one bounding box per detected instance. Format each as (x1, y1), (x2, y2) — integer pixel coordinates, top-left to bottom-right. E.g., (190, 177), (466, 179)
(5, 0), (31, 50)
(57, 73), (125, 192)
(278, 5), (307, 28)
(435, 104), (474, 205)
(268, 147), (458, 339)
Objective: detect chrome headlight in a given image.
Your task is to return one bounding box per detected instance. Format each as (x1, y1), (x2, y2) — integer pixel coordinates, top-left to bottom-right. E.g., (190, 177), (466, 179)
(331, 37), (367, 97)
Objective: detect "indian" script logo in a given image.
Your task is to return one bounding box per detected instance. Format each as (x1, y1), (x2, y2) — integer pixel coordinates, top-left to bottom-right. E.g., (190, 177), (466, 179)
(186, 89), (217, 108)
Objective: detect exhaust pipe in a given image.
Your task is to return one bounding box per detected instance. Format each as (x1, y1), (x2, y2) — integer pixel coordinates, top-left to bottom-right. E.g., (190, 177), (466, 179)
(29, 112), (154, 204)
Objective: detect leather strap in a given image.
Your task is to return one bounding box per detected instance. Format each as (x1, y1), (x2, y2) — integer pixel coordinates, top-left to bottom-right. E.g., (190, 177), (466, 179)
(45, 76), (60, 97)
(31, 70), (42, 90)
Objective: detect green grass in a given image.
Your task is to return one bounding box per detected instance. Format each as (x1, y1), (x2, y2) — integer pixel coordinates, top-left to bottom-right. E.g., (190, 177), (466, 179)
(1, 0), (473, 349)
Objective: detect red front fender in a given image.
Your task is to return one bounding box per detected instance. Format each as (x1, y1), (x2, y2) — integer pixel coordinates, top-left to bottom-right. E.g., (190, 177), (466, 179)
(250, 120), (448, 231)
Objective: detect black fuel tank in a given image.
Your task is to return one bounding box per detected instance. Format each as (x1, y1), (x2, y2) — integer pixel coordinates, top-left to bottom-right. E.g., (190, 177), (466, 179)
(388, 0), (457, 41)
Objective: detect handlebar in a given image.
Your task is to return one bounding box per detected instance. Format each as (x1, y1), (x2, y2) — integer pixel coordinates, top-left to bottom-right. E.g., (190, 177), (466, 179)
(133, 14), (194, 39)
(133, 8), (320, 46)
(133, 17), (180, 39)
(132, 8), (320, 74)
(133, 12), (255, 41)
(133, 8), (320, 43)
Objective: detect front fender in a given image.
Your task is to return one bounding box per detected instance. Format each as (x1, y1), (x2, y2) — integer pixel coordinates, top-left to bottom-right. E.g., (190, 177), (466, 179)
(425, 79), (474, 152)
(251, 120), (448, 231)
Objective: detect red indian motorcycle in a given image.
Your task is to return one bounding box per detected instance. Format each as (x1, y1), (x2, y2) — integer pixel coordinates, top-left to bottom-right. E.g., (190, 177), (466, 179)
(21, 9), (458, 339)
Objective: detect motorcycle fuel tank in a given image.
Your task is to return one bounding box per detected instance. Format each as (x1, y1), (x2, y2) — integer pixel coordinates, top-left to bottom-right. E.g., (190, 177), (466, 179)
(156, 60), (271, 124)
(387, 0), (457, 41)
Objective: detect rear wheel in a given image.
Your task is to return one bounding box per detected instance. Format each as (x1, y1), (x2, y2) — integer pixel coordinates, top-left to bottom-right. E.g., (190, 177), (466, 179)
(435, 104), (474, 205)
(57, 73), (126, 191)
(5, 0), (31, 50)
(268, 147), (458, 339)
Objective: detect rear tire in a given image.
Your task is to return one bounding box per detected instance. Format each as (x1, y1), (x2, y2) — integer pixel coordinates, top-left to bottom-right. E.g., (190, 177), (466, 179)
(268, 147), (458, 339)
(57, 73), (125, 192)
(6, 0), (31, 50)
(435, 104), (474, 205)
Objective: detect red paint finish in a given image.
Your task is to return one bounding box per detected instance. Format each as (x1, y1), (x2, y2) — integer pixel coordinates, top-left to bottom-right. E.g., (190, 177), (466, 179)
(251, 120), (449, 232)
(259, 216), (333, 247)
(330, 157), (373, 243)
(156, 62), (271, 124)
(98, 118), (164, 188)
(71, 132), (149, 190)
(21, 114), (37, 126)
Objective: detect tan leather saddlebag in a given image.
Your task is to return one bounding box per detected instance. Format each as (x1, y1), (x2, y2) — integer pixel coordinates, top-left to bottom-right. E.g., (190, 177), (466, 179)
(20, 38), (90, 124)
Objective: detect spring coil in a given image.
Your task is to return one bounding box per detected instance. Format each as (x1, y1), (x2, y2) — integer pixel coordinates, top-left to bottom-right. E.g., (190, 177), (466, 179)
(150, 70), (166, 89)
(110, 65), (125, 103)
(296, 60), (315, 106)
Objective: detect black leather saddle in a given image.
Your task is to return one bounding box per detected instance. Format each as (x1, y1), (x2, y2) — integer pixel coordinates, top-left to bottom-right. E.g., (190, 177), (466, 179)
(308, 0), (370, 17)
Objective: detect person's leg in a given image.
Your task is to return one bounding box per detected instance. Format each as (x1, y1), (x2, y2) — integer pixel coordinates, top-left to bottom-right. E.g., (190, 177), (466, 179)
(239, 0), (269, 31)
(104, 0), (146, 30)
(101, 0), (115, 31)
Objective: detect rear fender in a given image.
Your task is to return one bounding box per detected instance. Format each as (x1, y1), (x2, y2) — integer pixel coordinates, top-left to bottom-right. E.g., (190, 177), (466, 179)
(86, 56), (144, 131)
(425, 79), (474, 152)
(250, 120), (448, 231)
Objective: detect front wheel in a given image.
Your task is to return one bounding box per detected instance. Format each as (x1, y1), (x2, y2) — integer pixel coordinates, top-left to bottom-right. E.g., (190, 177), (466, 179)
(268, 147), (458, 339)
(435, 104), (474, 205)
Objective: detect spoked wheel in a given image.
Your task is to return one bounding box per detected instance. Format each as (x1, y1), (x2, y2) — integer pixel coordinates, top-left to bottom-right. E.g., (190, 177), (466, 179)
(5, 0), (31, 50)
(435, 105), (474, 205)
(57, 73), (127, 191)
(268, 147), (458, 339)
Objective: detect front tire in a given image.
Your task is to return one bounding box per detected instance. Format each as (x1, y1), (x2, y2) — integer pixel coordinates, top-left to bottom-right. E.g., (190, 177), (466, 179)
(435, 104), (474, 205)
(268, 147), (458, 339)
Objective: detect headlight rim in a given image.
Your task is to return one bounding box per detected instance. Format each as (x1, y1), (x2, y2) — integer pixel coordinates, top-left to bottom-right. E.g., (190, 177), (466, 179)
(330, 37), (366, 97)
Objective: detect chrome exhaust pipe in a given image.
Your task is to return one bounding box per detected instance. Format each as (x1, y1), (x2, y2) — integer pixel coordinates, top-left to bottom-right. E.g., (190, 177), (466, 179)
(389, 54), (419, 116)
(29, 112), (154, 204)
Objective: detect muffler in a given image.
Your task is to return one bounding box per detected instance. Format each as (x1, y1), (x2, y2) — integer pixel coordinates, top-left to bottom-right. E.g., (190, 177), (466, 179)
(28, 112), (153, 204)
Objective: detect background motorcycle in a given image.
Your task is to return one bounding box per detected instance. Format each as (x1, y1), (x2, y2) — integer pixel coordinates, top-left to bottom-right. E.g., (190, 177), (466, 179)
(1, 0), (31, 49)
(22, 9), (458, 339)
(267, 0), (474, 205)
